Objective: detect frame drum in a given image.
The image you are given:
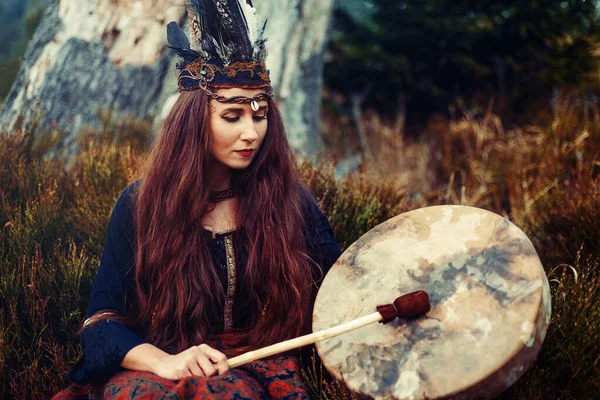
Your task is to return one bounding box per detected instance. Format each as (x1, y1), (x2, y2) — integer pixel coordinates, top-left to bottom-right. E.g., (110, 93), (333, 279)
(313, 206), (551, 399)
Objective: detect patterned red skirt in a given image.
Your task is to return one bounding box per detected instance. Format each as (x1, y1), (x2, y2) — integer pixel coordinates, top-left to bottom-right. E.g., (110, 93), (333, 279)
(53, 335), (308, 399)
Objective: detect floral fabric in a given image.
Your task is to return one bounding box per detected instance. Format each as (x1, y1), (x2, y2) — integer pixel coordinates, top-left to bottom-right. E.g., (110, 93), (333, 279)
(53, 355), (308, 399)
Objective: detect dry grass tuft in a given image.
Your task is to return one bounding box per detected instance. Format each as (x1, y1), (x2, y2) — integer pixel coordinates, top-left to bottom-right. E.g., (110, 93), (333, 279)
(0, 122), (147, 398)
(501, 250), (600, 400)
(297, 158), (438, 250)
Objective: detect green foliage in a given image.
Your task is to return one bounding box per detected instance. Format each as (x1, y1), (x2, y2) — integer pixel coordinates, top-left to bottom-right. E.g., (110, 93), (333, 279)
(325, 0), (600, 117)
(23, 7), (44, 40)
(0, 20), (23, 61)
(0, 60), (21, 108)
(0, 4), (45, 100)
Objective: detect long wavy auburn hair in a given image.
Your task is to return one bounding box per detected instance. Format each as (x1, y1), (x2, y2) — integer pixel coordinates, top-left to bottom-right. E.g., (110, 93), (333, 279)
(130, 90), (316, 353)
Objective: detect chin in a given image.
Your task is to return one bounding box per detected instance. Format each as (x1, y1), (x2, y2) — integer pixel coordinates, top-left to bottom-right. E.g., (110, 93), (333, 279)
(228, 160), (254, 170)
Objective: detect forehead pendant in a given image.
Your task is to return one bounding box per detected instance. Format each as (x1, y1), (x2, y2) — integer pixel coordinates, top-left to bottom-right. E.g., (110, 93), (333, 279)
(251, 100), (260, 112)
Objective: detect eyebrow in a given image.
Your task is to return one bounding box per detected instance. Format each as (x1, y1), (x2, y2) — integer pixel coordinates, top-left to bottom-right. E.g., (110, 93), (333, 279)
(221, 105), (269, 113)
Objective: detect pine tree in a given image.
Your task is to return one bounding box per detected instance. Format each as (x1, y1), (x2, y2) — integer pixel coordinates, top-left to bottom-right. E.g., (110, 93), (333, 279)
(325, 0), (600, 117)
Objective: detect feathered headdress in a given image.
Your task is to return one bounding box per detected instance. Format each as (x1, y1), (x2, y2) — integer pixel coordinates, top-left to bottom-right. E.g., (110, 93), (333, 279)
(167, 0), (272, 106)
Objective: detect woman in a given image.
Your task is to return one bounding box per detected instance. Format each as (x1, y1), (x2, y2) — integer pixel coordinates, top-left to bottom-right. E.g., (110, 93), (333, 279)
(55, 1), (340, 398)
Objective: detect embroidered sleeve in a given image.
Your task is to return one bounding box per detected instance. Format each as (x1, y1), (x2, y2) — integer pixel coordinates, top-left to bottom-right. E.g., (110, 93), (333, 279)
(68, 318), (147, 384)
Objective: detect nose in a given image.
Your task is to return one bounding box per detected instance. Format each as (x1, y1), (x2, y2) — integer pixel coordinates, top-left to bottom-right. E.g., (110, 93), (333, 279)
(240, 117), (258, 143)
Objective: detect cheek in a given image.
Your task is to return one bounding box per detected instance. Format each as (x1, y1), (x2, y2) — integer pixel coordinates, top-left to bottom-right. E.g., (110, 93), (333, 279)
(210, 121), (233, 150)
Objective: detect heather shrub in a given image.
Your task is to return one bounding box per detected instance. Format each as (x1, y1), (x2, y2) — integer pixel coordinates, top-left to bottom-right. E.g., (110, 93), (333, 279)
(0, 131), (64, 259)
(426, 96), (599, 221)
(297, 158), (442, 250)
(0, 126), (145, 398)
(500, 252), (600, 400)
(0, 240), (97, 398)
(524, 170), (600, 265)
(0, 132), (87, 397)
(65, 133), (142, 255)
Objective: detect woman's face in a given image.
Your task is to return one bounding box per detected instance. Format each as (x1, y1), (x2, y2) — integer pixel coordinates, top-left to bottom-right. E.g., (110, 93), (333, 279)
(209, 88), (269, 171)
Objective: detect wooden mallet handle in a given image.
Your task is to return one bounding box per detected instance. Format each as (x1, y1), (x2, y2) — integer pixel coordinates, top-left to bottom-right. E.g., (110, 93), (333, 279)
(227, 290), (430, 368)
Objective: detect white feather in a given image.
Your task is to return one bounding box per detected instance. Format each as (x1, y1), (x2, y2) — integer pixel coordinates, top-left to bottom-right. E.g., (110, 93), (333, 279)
(238, 0), (260, 46)
(210, 36), (232, 63)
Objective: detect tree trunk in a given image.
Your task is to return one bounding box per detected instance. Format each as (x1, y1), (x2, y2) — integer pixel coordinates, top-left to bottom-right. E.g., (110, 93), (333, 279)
(255, 0), (333, 155)
(0, 0), (333, 157)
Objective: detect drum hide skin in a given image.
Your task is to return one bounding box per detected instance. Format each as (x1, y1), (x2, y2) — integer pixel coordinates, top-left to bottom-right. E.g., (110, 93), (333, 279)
(313, 205), (551, 400)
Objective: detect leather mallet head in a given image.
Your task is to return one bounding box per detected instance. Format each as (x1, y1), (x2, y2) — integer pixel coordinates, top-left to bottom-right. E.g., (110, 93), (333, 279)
(376, 290), (431, 324)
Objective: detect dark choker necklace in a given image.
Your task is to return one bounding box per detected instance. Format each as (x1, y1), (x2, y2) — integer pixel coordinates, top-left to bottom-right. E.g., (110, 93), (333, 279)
(209, 187), (236, 203)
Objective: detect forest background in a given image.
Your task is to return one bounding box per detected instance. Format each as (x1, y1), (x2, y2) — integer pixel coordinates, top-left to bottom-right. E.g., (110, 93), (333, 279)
(1, 0), (599, 399)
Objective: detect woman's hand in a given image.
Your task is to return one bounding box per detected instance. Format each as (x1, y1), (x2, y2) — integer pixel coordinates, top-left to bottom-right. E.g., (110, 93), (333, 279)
(151, 344), (229, 380)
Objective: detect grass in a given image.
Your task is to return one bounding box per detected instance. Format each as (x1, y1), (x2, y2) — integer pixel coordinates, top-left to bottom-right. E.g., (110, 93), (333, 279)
(1, 94), (599, 398)
(502, 250), (600, 399)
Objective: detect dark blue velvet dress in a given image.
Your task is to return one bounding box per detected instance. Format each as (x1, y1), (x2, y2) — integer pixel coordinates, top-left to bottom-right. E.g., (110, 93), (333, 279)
(66, 181), (341, 385)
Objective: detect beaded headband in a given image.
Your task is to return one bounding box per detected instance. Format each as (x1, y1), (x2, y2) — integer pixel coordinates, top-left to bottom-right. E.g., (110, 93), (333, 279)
(167, 0), (272, 108)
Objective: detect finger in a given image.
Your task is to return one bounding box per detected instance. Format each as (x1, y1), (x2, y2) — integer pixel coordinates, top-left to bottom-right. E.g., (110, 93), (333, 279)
(199, 344), (228, 373)
(187, 359), (205, 378)
(202, 346), (229, 375)
(175, 367), (192, 381)
(196, 352), (217, 377)
(178, 351), (203, 378)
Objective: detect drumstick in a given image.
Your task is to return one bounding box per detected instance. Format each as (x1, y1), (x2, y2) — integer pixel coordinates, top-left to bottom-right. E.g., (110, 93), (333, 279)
(227, 290), (430, 368)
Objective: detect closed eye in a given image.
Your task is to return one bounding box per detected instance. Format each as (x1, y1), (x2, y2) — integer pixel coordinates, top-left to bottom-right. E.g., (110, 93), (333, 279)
(222, 116), (240, 123)
(221, 114), (267, 123)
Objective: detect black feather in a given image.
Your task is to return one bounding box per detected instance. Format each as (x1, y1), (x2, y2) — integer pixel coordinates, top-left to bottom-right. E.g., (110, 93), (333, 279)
(167, 22), (191, 50)
(225, 0), (253, 59)
(187, 0), (257, 63)
(192, 0), (225, 61)
(166, 21), (204, 63)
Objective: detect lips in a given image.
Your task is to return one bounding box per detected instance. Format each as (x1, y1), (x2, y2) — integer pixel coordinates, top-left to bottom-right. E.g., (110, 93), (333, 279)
(235, 149), (255, 157)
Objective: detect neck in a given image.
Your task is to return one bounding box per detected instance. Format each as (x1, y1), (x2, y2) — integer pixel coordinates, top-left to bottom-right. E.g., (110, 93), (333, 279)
(207, 161), (232, 191)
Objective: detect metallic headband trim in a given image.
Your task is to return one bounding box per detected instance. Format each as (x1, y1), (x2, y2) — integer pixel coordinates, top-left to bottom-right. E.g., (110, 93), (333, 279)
(178, 82), (273, 104)
(177, 58), (271, 93)
(208, 91), (273, 105)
